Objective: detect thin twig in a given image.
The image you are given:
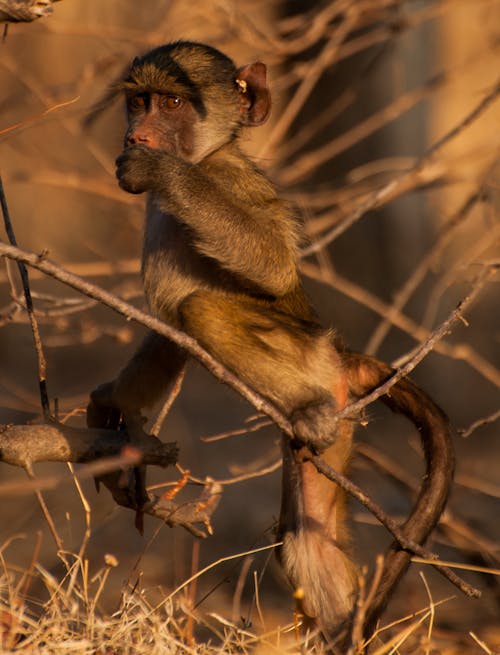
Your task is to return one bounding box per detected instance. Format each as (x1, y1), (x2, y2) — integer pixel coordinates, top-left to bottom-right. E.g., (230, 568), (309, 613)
(150, 365), (186, 437)
(151, 542), (283, 617)
(0, 177), (51, 418)
(459, 409), (500, 438)
(365, 183), (488, 355)
(302, 78), (500, 255)
(301, 261), (500, 387)
(201, 419), (271, 443)
(469, 631), (495, 654)
(280, 70), (448, 186)
(10, 449), (135, 493)
(260, 7), (360, 157)
(348, 556), (385, 654)
(24, 464), (64, 556)
(332, 265), (496, 424)
(419, 228), (500, 332)
(411, 557), (500, 577)
(165, 459), (282, 488)
(0, 95), (80, 137)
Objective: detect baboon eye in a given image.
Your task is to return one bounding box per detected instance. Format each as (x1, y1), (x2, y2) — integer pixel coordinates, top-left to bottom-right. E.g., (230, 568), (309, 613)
(128, 93), (147, 110)
(163, 95), (182, 109)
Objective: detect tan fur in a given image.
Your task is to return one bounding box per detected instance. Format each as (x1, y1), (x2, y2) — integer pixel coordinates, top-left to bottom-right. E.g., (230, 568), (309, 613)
(279, 424), (358, 629)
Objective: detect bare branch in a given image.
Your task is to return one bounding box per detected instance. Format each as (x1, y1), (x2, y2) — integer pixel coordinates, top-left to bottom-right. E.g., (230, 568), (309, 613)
(302, 78), (500, 255)
(0, 421), (221, 537)
(0, 0), (61, 23)
(459, 409), (500, 439)
(0, 239), (292, 436)
(332, 265), (497, 424)
(0, 422), (177, 469)
(150, 365), (186, 437)
(365, 180), (490, 355)
(0, 176), (50, 418)
(0, 449), (143, 496)
(301, 261), (500, 387)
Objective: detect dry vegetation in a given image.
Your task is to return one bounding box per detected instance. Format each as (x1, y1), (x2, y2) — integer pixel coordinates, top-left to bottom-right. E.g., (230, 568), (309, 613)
(0, 0), (499, 653)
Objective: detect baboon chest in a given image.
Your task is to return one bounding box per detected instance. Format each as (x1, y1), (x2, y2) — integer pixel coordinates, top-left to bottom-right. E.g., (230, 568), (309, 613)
(141, 205), (239, 322)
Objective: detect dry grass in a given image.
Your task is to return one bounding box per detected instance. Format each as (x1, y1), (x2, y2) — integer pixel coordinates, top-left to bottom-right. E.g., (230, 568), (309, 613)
(0, 541), (498, 655)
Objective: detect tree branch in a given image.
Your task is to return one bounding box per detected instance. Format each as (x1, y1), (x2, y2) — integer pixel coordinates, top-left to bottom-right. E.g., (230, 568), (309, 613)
(0, 422), (176, 468)
(0, 177), (51, 417)
(0, 239), (292, 435)
(332, 265), (496, 424)
(0, 0), (61, 23)
(0, 421), (221, 537)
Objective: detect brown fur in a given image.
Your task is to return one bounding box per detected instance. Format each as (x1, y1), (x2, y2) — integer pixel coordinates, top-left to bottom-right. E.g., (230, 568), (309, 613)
(343, 352), (454, 636)
(87, 42), (453, 640)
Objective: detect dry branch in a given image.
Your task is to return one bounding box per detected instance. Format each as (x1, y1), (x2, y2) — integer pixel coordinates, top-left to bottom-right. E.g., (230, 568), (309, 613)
(301, 77), (500, 255)
(332, 265), (496, 423)
(301, 262), (500, 387)
(0, 0), (61, 23)
(0, 240), (291, 434)
(0, 421), (221, 537)
(0, 422), (176, 468)
(1, 178), (51, 417)
(459, 409), (500, 439)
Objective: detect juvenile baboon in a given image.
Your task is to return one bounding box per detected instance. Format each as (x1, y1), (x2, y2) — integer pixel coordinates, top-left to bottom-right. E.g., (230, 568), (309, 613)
(88, 42), (453, 639)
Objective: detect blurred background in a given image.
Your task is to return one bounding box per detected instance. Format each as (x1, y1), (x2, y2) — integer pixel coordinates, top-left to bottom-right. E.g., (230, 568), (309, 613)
(0, 0), (498, 650)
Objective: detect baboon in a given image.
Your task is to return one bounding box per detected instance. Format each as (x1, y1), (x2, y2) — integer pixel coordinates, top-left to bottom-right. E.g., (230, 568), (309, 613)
(88, 41), (453, 639)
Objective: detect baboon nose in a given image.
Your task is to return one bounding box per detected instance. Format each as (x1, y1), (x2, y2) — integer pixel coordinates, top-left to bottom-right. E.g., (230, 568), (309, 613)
(126, 133), (152, 146)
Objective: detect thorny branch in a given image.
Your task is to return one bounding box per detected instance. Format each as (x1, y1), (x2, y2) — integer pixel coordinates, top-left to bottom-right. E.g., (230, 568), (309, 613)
(0, 239), (485, 598)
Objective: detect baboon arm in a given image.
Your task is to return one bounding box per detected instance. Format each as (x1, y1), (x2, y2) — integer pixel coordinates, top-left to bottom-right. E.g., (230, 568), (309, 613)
(88, 331), (186, 426)
(163, 159), (299, 295)
(124, 144), (300, 297)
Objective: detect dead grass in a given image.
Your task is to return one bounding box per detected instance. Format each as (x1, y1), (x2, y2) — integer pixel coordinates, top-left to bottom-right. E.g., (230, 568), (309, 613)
(0, 542), (498, 655)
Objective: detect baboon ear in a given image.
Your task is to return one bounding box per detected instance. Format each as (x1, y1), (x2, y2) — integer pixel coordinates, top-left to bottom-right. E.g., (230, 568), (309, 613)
(236, 62), (271, 126)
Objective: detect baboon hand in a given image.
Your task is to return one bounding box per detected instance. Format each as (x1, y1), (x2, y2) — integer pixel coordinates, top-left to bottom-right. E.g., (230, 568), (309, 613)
(87, 381), (122, 430)
(115, 144), (166, 194)
(290, 397), (340, 453)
